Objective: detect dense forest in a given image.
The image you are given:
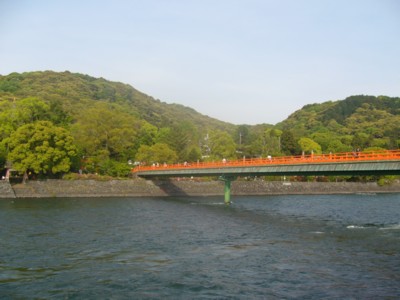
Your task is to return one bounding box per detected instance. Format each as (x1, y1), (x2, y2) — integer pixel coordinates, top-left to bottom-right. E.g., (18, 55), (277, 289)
(0, 71), (399, 179)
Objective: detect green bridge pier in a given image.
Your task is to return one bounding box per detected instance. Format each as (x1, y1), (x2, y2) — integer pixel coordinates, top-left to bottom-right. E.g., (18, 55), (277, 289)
(220, 175), (237, 204)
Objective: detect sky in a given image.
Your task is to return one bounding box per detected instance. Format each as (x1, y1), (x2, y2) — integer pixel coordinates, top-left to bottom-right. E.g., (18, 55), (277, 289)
(1, 0), (399, 125)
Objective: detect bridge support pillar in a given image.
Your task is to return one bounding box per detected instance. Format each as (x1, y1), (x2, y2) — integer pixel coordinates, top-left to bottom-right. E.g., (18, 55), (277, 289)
(220, 175), (236, 204)
(224, 179), (231, 204)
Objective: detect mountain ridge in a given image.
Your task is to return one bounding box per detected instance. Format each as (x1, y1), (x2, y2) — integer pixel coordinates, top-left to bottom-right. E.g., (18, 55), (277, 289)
(0, 70), (236, 132)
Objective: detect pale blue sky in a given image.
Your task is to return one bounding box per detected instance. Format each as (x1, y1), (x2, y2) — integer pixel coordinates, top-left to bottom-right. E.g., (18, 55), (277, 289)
(1, 0), (399, 124)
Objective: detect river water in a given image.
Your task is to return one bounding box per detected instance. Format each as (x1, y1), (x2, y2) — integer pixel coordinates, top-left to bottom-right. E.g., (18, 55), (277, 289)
(0, 194), (399, 299)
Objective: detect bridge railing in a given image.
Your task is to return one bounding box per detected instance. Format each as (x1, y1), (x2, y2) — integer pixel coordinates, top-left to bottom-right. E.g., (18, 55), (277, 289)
(132, 149), (400, 173)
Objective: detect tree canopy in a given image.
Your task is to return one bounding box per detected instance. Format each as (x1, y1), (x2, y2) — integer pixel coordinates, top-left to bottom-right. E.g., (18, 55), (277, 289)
(0, 71), (398, 179)
(6, 121), (77, 177)
(135, 143), (178, 165)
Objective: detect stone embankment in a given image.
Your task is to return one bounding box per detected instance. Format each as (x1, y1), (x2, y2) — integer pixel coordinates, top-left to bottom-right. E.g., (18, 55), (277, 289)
(0, 181), (16, 198)
(1, 178), (399, 198)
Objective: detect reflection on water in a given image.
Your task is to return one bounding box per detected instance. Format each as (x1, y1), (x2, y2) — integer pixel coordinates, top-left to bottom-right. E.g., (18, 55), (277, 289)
(0, 194), (399, 299)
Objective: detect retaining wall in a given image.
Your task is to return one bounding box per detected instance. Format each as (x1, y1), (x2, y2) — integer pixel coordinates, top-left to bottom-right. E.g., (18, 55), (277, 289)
(7, 179), (400, 198)
(0, 181), (16, 198)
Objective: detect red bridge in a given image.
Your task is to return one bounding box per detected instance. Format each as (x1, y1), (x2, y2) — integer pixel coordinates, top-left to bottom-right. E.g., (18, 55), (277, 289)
(132, 149), (400, 203)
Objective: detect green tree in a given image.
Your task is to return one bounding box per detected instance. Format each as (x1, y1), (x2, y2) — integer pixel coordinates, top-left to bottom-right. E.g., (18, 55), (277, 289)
(247, 136), (265, 158)
(96, 159), (132, 177)
(72, 103), (139, 161)
(0, 97), (52, 139)
(136, 122), (158, 146)
(6, 121), (77, 177)
(186, 146), (202, 162)
(154, 127), (171, 144)
(326, 139), (352, 153)
(0, 100), (15, 140)
(311, 132), (334, 151)
(351, 132), (371, 149)
(162, 121), (199, 161)
(48, 99), (73, 126)
(235, 125), (250, 146)
(298, 137), (322, 155)
(135, 143), (178, 164)
(265, 128), (282, 155)
(281, 130), (298, 155)
(208, 130), (236, 160)
(0, 143), (6, 172)
(16, 97), (50, 124)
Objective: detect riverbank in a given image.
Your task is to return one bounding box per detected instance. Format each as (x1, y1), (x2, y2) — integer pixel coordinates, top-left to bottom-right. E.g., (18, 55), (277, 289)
(1, 178), (399, 198)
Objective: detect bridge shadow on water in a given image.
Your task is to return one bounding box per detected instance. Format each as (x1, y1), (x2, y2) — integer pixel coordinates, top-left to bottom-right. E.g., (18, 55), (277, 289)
(152, 179), (189, 197)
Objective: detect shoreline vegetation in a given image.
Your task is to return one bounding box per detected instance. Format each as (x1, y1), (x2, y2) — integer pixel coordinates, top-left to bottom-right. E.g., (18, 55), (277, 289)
(1, 178), (399, 199)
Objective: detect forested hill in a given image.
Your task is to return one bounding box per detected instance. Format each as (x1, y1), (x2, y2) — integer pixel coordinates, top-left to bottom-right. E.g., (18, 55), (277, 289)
(0, 71), (240, 177)
(0, 70), (398, 178)
(276, 95), (400, 152)
(0, 71), (234, 132)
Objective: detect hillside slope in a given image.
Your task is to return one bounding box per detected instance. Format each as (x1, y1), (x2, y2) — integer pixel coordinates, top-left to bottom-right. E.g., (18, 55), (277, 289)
(0, 70), (234, 132)
(0, 71), (398, 173)
(277, 95), (400, 151)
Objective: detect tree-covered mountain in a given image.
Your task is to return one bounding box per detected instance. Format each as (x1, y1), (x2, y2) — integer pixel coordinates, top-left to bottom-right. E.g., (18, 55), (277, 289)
(0, 71), (239, 177)
(0, 70), (234, 131)
(276, 95), (400, 153)
(0, 71), (398, 178)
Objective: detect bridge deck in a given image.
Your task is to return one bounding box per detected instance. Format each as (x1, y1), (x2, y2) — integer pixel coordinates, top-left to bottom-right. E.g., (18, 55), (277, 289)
(133, 150), (400, 178)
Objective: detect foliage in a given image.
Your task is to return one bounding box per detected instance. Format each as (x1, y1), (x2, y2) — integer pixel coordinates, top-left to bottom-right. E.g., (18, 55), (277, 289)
(162, 121), (200, 161)
(264, 128), (282, 156)
(281, 130), (299, 155)
(0, 71), (398, 180)
(186, 146), (202, 162)
(96, 159), (133, 177)
(277, 95), (400, 153)
(135, 143), (178, 164)
(136, 122), (158, 147)
(208, 130), (237, 160)
(0, 71), (237, 177)
(0, 71), (234, 132)
(71, 102), (140, 161)
(6, 121), (77, 176)
(0, 97), (51, 138)
(298, 137), (322, 154)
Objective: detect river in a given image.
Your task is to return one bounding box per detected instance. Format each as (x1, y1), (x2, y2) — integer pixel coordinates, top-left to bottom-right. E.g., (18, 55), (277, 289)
(1, 194), (399, 299)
